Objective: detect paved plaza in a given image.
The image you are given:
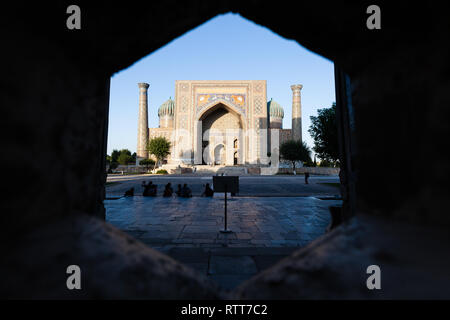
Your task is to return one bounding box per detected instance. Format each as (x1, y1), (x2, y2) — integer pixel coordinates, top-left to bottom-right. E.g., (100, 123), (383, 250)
(105, 176), (341, 289)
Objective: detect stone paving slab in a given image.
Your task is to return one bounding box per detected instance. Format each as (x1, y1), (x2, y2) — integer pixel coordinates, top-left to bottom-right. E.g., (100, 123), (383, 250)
(209, 256), (258, 275)
(154, 246), (301, 290)
(208, 275), (251, 290)
(105, 196), (341, 248)
(105, 196), (341, 247)
(105, 196), (342, 290)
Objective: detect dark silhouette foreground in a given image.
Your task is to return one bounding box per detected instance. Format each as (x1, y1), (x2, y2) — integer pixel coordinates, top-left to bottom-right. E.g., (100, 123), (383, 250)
(202, 183), (214, 197)
(143, 181), (157, 196)
(124, 187), (134, 197)
(180, 184), (192, 198)
(163, 183), (173, 197)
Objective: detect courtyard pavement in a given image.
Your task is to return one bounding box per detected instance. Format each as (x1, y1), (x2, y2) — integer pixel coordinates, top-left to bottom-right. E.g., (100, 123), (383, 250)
(106, 174), (341, 197)
(105, 190), (342, 290)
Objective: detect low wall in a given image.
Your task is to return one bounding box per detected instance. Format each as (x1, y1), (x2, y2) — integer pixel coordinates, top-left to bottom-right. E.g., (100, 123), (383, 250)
(247, 167), (261, 175)
(109, 165), (339, 176)
(278, 167), (340, 175)
(110, 165), (147, 174)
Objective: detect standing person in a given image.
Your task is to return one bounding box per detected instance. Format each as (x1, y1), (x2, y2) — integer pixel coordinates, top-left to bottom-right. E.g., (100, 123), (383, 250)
(305, 172), (310, 184)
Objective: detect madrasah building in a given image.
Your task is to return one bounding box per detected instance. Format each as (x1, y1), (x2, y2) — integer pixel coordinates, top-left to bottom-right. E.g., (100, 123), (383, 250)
(136, 80), (303, 169)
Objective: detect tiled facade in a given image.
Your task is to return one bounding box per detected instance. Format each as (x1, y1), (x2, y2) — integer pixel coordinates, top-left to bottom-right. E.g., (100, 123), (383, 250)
(139, 81), (302, 166)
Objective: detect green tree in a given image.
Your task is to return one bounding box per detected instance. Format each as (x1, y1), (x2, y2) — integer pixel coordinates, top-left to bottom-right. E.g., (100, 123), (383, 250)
(303, 158), (315, 167)
(139, 158), (155, 172)
(108, 149), (135, 167)
(114, 149), (134, 165)
(280, 140), (311, 172)
(147, 137), (171, 169)
(319, 159), (332, 167)
(117, 152), (131, 165)
(111, 149), (120, 163)
(308, 102), (339, 163)
(108, 150), (120, 169)
(106, 154), (118, 170)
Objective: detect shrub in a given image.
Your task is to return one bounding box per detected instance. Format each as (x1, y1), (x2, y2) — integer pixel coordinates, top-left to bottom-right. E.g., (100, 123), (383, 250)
(156, 169), (168, 174)
(319, 159), (333, 167)
(139, 158), (156, 171)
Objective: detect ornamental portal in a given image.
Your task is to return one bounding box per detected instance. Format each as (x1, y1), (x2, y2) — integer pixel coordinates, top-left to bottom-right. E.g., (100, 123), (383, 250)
(137, 80), (303, 167)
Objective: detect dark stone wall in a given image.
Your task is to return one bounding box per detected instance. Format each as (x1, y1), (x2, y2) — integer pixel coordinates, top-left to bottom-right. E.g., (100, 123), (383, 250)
(2, 26), (110, 236)
(238, 2), (450, 225)
(2, 0), (450, 241)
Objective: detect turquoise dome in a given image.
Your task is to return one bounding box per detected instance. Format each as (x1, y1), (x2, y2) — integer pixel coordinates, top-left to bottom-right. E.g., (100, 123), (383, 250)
(158, 98), (175, 117)
(267, 99), (284, 119)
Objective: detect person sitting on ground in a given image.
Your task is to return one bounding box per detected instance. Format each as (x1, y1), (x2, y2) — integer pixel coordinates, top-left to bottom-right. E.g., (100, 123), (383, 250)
(149, 183), (158, 196)
(175, 184), (182, 196)
(201, 183), (214, 197)
(143, 181), (157, 196)
(180, 183), (192, 198)
(124, 187), (134, 197)
(163, 182), (173, 197)
(142, 181), (150, 191)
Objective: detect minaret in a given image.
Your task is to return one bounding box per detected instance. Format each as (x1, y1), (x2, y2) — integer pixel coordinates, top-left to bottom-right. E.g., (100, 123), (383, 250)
(291, 84), (303, 142)
(137, 82), (149, 158)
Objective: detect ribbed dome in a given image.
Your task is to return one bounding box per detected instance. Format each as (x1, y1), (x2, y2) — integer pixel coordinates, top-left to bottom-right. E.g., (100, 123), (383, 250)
(267, 99), (284, 119)
(158, 98), (175, 117)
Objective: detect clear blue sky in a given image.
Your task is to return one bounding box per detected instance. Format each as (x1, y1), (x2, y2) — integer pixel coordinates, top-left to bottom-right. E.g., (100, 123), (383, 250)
(108, 13), (335, 156)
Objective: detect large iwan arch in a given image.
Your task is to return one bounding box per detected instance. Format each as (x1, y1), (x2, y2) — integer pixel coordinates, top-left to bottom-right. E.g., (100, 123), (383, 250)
(196, 101), (245, 165)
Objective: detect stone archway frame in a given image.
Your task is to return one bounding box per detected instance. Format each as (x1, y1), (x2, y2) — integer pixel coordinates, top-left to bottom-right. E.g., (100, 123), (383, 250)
(194, 100), (247, 165)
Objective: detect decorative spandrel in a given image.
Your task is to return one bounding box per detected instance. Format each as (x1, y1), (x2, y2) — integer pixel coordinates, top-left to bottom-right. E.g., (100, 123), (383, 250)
(196, 93), (246, 116)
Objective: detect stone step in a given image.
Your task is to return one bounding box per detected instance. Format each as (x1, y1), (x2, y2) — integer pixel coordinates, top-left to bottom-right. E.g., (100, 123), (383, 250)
(194, 166), (248, 175)
(158, 164), (259, 175)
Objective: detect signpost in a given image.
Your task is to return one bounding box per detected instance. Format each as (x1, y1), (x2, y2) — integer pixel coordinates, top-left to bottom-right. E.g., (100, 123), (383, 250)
(213, 176), (239, 233)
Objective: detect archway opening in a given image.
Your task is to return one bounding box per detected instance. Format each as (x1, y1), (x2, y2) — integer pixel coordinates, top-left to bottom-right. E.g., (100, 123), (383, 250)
(199, 102), (243, 166)
(213, 144), (225, 165)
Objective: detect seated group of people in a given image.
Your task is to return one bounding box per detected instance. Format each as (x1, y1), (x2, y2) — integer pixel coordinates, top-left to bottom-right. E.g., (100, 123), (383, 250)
(175, 184), (192, 198)
(124, 182), (214, 198)
(142, 181), (157, 196)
